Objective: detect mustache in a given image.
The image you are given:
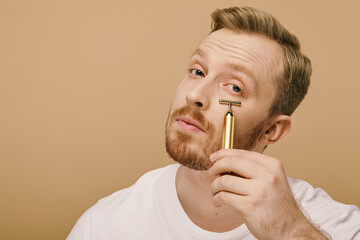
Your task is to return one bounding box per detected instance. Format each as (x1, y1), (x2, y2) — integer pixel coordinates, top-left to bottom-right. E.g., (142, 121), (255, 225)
(170, 105), (210, 131)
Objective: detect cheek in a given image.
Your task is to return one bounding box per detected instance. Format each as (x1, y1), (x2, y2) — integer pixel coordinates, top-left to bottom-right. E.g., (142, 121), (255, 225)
(208, 108), (226, 136)
(171, 78), (192, 107)
(231, 108), (256, 133)
(232, 107), (268, 135)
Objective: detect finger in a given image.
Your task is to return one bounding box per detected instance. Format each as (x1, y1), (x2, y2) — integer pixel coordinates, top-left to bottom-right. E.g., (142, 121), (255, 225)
(209, 156), (263, 179)
(210, 149), (276, 169)
(210, 174), (253, 196)
(212, 190), (249, 213)
(210, 149), (252, 162)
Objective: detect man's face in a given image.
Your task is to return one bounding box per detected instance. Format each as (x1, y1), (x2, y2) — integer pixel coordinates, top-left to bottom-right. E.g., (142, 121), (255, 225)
(165, 28), (284, 170)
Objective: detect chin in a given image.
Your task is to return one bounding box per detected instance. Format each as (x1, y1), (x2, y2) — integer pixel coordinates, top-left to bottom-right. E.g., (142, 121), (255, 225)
(165, 130), (219, 171)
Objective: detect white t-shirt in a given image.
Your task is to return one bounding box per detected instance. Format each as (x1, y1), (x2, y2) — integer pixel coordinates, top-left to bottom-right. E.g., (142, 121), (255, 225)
(67, 164), (360, 239)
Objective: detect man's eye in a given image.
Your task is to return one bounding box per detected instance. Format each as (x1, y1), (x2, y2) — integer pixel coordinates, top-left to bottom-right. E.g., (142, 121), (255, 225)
(231, 84), (242, 93)
(190, 69), (205, 77)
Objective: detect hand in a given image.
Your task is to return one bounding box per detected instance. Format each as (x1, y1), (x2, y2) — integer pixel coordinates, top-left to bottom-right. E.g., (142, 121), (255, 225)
(209, 149), (327, 240)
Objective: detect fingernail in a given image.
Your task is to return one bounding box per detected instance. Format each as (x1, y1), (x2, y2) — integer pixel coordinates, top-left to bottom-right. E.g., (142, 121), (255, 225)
(210, 154), (215, 162)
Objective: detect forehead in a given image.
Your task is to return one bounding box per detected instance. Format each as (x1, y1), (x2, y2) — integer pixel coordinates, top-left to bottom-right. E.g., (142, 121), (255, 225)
(195, 29), (284, 91)
(199, 28), (284, 65)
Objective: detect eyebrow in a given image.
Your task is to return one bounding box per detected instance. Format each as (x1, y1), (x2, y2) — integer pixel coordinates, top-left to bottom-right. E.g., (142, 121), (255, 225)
(190, 48), (205, 58)
(190, 48), (257, 87)
(190, 48), (257, 93)
(229, 63), (257, 87)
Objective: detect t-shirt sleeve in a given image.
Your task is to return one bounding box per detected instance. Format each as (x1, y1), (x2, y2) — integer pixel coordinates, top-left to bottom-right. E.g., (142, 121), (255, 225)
(66, 207), (93, 240)
(65, 186), (135, 240)
(289, 178), (360, 239)
(333, 205), (360, 239)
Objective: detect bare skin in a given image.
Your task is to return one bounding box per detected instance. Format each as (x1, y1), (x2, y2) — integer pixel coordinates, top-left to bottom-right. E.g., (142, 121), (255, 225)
(176, 151), (328, 239)
(170, 29), (328, 239)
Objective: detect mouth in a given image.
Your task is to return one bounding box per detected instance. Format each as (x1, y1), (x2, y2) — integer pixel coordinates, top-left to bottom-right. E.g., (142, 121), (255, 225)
(176, 115), (205, 133)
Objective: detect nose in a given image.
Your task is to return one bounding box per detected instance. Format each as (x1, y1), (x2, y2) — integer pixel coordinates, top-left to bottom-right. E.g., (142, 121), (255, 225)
(186, 77), (212, 110)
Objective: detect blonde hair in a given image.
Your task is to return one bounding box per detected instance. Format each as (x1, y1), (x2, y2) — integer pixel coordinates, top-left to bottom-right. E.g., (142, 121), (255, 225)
(211, 7), (312, 116)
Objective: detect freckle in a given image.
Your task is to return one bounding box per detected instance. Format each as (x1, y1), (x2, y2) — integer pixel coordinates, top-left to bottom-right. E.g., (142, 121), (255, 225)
(215, 212), (218, 216)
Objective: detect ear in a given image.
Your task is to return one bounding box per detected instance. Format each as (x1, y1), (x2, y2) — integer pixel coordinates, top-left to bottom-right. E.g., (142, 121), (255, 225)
(259, 115), (291, 145)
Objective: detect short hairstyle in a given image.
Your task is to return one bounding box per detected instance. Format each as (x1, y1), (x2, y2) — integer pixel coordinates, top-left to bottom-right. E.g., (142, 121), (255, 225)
(211, 7), (312, 116)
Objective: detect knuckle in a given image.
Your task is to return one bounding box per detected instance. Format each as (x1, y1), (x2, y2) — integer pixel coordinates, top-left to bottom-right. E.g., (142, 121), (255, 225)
(219, 175), (230, 188)
(217, 191), (227, 202)
(217, 192), (223, 201)
(272, 158), (284, 172)
(218, 176), (226, 188)
(260, 170), (278, 186)
(268, 173), (278, 185)
(266, 173), (279, 188)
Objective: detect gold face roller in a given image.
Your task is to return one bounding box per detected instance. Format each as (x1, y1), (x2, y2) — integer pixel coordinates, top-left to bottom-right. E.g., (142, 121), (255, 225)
(219, 99), (241, 149)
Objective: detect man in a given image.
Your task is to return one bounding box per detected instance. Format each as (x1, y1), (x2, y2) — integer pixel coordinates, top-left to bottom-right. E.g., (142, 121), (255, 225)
(67, 7), (360, 239)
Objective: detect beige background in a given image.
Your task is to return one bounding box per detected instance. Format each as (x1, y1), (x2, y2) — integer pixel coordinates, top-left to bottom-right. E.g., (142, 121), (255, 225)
(0, 0), (359, 239)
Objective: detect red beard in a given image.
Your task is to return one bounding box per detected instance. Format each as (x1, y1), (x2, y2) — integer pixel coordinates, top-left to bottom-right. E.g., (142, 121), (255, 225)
(165, 105), (267, 170)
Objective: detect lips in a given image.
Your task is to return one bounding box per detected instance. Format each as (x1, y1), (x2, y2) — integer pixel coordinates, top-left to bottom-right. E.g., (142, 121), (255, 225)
(176, 115), (205, 133)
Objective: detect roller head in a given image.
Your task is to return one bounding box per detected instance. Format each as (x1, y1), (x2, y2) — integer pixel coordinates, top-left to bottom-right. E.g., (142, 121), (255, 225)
(219, 99), (241, 110)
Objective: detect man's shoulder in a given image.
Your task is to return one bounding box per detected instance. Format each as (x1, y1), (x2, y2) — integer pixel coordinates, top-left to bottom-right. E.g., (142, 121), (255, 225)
(288, 177), (360, 238)
(288, 177), (353, 211)
(288, 177), (331, 207)
(91, 164), (179, 212)
(67, 164), (181, 239)
(132, 163), (180, 186)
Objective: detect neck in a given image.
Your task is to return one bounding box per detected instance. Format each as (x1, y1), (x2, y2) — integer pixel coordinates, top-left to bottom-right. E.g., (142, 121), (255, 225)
(175, 165), (244, 232)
